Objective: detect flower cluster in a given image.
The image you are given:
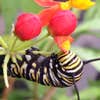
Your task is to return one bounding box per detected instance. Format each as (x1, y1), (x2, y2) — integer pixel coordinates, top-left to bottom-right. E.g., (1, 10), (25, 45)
(14, 0), (95, 52)
(48, 10), (76, 51)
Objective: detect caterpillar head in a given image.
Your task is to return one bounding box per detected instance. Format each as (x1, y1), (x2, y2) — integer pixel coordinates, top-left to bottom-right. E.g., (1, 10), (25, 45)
(57, 51), (84, 86)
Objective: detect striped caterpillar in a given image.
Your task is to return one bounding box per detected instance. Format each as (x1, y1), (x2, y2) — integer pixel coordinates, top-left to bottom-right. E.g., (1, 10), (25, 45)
(0, 47), (83, 87)
(0, 47), (100, 100)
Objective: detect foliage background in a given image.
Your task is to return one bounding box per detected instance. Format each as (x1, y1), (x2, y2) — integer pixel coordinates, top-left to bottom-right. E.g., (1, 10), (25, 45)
(0, 0), (100, 100)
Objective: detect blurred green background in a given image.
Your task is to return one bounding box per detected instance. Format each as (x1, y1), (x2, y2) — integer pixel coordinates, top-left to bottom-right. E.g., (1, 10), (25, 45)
(0, 0), (100, 100)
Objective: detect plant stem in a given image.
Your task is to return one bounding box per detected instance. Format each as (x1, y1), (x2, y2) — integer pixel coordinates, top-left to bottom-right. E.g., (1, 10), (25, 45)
(0, 36), (8, 49)
(3, 54), (10, 88)
(10, 37), (18, 51)
(30, 33), (50, 47)
(14, 33), (50, 52)
(42, 39), (53, 51)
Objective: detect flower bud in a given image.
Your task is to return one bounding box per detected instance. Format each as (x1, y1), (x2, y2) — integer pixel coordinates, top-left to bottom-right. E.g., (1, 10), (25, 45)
(48, 10), (77, 36)
(14, 13), (42, 41)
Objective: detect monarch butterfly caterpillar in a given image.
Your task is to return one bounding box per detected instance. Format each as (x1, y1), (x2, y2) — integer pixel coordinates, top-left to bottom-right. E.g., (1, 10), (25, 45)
(0, 47), (83, 87)
(0, 47), (100, 100)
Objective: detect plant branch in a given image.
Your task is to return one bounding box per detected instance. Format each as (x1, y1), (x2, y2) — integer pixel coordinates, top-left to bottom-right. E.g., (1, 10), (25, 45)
(10, 37), (18, 51)
(30, 33), (50, 47)
(0, 36), (8, 49)
(3, 54), (10, 88)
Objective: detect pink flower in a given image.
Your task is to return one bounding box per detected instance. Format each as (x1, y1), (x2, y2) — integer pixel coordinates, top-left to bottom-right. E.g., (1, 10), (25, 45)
(14, 13), (42, 41)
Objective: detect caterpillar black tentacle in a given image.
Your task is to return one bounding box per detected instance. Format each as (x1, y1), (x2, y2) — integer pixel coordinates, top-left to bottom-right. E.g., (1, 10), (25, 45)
(83, 58), (100, 65)
(72, 74), (80, 100)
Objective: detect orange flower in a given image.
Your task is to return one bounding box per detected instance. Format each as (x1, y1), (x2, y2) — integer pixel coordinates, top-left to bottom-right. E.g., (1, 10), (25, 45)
(38, 5), (61, 26)
(34, 0), (95, 52)
(37, 0), (95, 26)
(47, 10), (76, 52)
(54, 36), (73, 52)
(34, 0), (95, 10)
(37, 2), (77, 52)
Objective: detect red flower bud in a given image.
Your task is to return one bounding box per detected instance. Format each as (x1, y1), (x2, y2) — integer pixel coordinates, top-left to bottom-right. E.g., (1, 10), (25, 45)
(14, 13), (42, 41)
(48, 10), (77, 36)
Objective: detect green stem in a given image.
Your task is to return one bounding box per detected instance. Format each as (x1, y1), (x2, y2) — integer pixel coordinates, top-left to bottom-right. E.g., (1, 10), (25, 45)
(45, 40), (54, 51)
(3, 54), (10, 88)
(0, 36), (8, 49)
(30, 33), (50, 47)
(0, 49), (6, 55)
(10, 37), (18, 51)
(14, 33), (50, 51)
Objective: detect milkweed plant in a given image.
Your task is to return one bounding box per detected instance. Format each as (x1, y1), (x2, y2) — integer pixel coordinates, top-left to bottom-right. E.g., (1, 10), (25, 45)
(0, 0), (96, 96)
